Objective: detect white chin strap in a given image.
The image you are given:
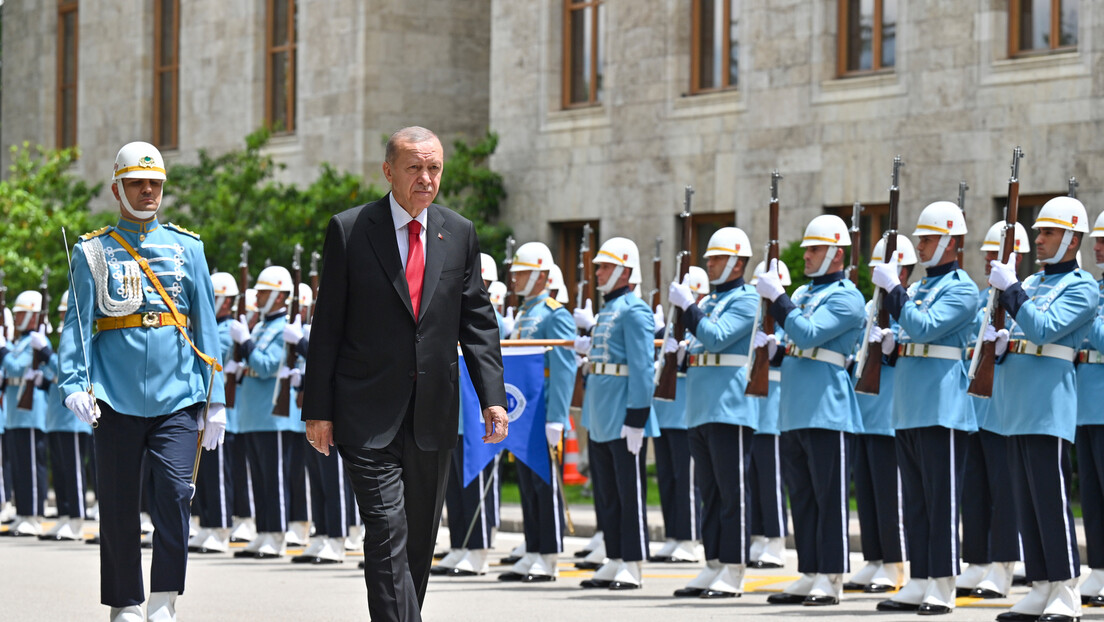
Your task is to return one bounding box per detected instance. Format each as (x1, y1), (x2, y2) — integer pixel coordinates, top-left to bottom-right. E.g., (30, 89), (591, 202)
(806, 247), (839, 278)
(597, 266), (625, 293)
(116, 180), (162, 220)
(259, 292), (283, 316)
(16, 312), (34, 333)
(1039, 230), (1074, 265)
(517, 271), (542, 298)
(214, 296), (228, 314)
(920, 235), (952, 268)
(709, 255), (739, 285)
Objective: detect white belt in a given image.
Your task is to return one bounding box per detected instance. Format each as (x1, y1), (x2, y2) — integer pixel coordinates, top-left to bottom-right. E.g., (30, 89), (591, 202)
(688, 353), (748, 367)
(590, 362), (630, 377)
(1079, 349), (1104, 365)
(786, 345), (847, 368)
(897, 343), (963, 361)
(1008, 340), (1076, 362)
(5, 378), (24, 388)
(768, 369), (782, 383)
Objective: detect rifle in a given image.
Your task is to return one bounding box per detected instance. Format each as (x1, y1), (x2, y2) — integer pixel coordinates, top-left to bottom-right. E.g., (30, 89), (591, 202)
(745, 172), (781, 397)
(847, 202), (863, 285)
(854, 156), (904, 395)
(654, 185), (694, 400)
(272, 244), (303, 416)
(968, 147), (1024, 397)
(503, 236), (518, 312)
(650, 237), (663, 309)
(17, 267), (51, 411)
(569, 224), (593, 409)
(1069, 176), (1079, 198)
(957, 181), (969, 266)
(0, 269), (5, 407)
(225, 241), (250, 408)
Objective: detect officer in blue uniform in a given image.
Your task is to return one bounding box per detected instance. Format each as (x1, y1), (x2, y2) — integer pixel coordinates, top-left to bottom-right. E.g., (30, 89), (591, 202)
(574, 237), (660, 590)
(59, 141), (226, 622)
(755, 214), (865, 606)
(665, 227), (759, 599)
(871, 203), (978, 615)
(496, 242), (575, 582)
(1, 290), (51, 537)
(987, 196), (1098, 622)
(845, 237), (912, 595)
(649, 265), (706, 565)
(1078, 210), (1104, 606)
(958, 221), (1028, 599)
(0, 308), (11, 523)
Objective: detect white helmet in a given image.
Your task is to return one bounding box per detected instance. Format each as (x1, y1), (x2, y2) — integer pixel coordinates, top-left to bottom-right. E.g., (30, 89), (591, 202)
(801, 215), (849, 277)
(113, 141), (167, 220)
(298, 282), (313, 308)
(703, 227), (752, 284)
(750, 259), (792, 286)
(546, 264), (570, 304)
(1033, 196), (1089, 264)
(511, 242), (555, 297)
(57, 290), (70, 313)
(255, 266), (294, 293)
(913, 201), (967, 268)
(686, 266), (710, 294)
(980, 221), (1030, 253)
(210, 272), (239, 298)
(480, 253), (498, 282)
(245, 289), (258, 313)
(1091, 211), (1104, 239)
(870, 234), (918, 266)
(13, 290), (43, 332)
(487, 281), (507, 307)
(594, 237), (640, 293)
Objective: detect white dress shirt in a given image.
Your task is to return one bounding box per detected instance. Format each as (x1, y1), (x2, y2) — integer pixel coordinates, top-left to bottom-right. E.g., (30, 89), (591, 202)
(389, 193), (428, 271)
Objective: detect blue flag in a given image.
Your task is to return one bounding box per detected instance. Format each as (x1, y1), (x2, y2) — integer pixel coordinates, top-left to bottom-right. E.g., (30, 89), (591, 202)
(461, 347), (549, 486)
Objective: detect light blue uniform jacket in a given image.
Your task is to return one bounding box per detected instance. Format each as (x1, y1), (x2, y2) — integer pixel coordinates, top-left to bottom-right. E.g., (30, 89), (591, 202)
(43, 352), (92, 434)
(853, 301), (898, 438)
(1076, 278), (1104, 426)
(236, 313), (299, 433)
(2, 335), (48, 430)
(756, 326), (786, 436)
(515, 293), (576, 428)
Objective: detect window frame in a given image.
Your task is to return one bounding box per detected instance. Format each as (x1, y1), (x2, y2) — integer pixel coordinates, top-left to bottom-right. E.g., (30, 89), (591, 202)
(689, 0), (738, 95)
(561, 0), (603, 109)
(153, 0), (180, 150)
(836, 0), (895, 78)
(555, 220), (600, 307)
(1009, 0), (1078, 58)
(265, 0), (297, 133)
(56, 0), (79, 149)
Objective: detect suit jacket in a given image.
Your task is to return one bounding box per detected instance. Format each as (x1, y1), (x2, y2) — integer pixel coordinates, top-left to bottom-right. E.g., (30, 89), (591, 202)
(302, 195), (507, 451)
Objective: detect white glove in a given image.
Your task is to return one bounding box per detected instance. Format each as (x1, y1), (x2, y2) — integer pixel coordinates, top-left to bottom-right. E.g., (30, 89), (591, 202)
(29, 325), (50, 351)
(573, 299), (596, 331)
(573, 335), (592, 355)
(223, 360), (241, 376)
(879, 327), (896, 356)
(64, 391), (100, 425)
(283, 315), (304, 345)
(663, 336), (679, 354)
(32, 370), (45, 388)
(755, 258), (785, 302)
(983, 325), (1010, 356)
(22, 367), (37, 382)
(545, 422), (564, 447)
(652, 304), (665, 333)
(229, 315), (250, 344)
(200, 403), (227, 451)
(289, 368), (302, 388)
(668, 275), (695, 311)
(501, 306), (516, 337)
(989, 252), (1018, 291)
(277, 366), (293, 380)
(753, 331), (778, 359)
(621, 425), (644, 456)
(871, 260), (901, 292)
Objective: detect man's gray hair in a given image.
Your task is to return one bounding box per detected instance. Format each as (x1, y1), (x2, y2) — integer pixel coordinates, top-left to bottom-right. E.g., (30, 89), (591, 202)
(385, 127), (440, 164)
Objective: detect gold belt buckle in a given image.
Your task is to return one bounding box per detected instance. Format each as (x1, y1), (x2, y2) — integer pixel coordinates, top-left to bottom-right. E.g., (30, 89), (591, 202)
(141, 312), (161, 328)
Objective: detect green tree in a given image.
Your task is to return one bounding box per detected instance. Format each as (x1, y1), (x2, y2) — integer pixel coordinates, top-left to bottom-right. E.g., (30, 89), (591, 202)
(437, 131), (511, 264)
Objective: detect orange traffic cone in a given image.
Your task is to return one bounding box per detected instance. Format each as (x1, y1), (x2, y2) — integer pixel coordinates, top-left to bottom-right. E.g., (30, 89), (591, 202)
(562, 419), (587, 485)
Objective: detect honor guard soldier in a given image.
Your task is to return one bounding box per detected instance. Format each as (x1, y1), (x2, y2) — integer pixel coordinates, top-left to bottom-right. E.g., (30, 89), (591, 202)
(870, 202), (979, 615)
(0, 307), (12, 523)
(573, 237), (660, 590)
(59, 141), (226, 622)
(845, 236), (913, 595)
(666, 227), (759, 599)
(649, 265), (706, 564)
(546, 264), (571, 305)
(1077, 210), (1104, 606)
(747, 260), (791, 570)
(1, 290), (51, 536)
(497, 242), (575, 582)
(958, 221), (1029, 599)
(40, 290), (94, 541)
(754, 215), (865, 606)
(229, 265), (299, 560)
(987, 196), (1098, 622)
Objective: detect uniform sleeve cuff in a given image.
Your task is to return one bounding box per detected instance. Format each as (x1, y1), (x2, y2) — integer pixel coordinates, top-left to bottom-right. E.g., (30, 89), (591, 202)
(682, 304), (704, 333)
(768, 295), (796, 328)
(624, 407), (650, 428)
(240, 340), (255, 360)
(884, 285), (909, 319)
(295, 337), (309, 358)
(999, 283), (1028, 319)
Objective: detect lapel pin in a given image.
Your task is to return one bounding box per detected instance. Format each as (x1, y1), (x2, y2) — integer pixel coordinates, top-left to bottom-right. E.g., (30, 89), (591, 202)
(437, 233), (444, 240)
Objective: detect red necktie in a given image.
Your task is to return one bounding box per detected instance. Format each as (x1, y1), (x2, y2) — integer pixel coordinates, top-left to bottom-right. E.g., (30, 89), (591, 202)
(406, 220), (425, 318)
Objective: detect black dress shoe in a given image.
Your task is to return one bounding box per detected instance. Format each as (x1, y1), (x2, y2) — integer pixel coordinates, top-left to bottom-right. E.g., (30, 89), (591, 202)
(575, 561), (603, 570)
(876, 599), (920, 612)
(803, 595), (839, 606)
(498, 572), (526, 582)
(499, 556), (522, 566)
(752, 560), (784, 569)
(429, 565), (452, 576)
(1082, 595), (1094, 605)
(608, 581), (641, 591)
(864, 583), (895, 593)
(86, 535), (100, 545)
(234, 550), (259, 558)
(1012, 576), (1030, 586)
(995, 612), (1040, 622)
(1037, 615), (1080, 622)
(358, 561), (365, 569)
(842, 582), (867, 592)
(37, 534), (67, 541)
(647, 555), (672, 563)
(701, 589), (739, 599)
(766, 593), (807, 605)
(523, 574), (556, 583)
(574, 549), (592, 558)
(580, 579), (612, 589)
(433, 550), (448, 560)
(446, 567), (482, 577)
(973, 588), (1006, 599)
(917, 603), (953, 615)
(191, 546), (226, 554)
(253, 551), (282, 559)
(673, 587), (705, 597)
(311, 557), (343, 565)
(1092, 595), (1104, 607)
(290, 555), (319, 564)
(957, 587), (976, 598)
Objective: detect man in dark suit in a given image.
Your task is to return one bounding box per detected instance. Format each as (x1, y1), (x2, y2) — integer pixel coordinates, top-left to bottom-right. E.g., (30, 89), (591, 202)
(302, 126), (508, 622)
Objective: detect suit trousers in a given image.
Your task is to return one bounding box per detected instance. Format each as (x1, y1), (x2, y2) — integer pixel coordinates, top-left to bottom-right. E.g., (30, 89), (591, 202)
(340, 412), (451, 622)
(781, 428), (853, 575)
(95, 401), (199, 606)
(852, 433), (906, 564)
(194, 437), (233, 529)
(588, 438), (650, 562)
(895, 426), (966, 579)
(47, 431), (89, 520)
(960, 429), (1020, 564)
(1078, 425), (1104, 569)
(653, 428), (700, 542)
(7, 428), (47, 516)
(749, 433), (788, 539)
(1008, 434), (1079, 582)
(690, 423), (753, 564)
(516, 450), (565, 554)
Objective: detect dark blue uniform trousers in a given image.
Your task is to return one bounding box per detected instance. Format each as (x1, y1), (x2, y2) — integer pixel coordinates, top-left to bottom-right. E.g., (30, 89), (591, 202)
(0, 432), (10, 506)
(193, 437), (233, 529)
(47, 431), (90, 520)
(442, 439), (498, 550)
(852, 433), (906, 564)
(1009, 434), (1079, 582)
(749, 432), (788, 539)
(961, 429), (1020, 564)
(1078, 425), (1104, 569)
(286, 432), (309, 524)
(95, 401), (199, 607)
(516, 450), (565, 554)
(304, 442), (351, 538)
(225, 432), (253, 519)
(653, 428), (700, 541)
(589, 438), (649, 562)
(7, 428), (47, 516)
(896, 426), (967, 579)
(781, 428), (853, 574)
(241, 431), (295, 534)
(690, 423), (753, 564)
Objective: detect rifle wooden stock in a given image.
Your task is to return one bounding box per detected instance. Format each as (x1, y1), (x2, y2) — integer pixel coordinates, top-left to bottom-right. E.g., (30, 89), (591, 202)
(296, 251), (321, 410)
(225, 242), (250, 408)
(570, 226), (593, 408)
(746, 172), (781, 398)
(655, 186), (694, 401)
(273, 246), (303, 417)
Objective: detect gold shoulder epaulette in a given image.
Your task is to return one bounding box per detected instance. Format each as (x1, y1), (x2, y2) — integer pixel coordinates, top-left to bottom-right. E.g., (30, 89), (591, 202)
(80, 226), (111, 240)
(545, 297), (563, 310)
(165, 222), (201, 239)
